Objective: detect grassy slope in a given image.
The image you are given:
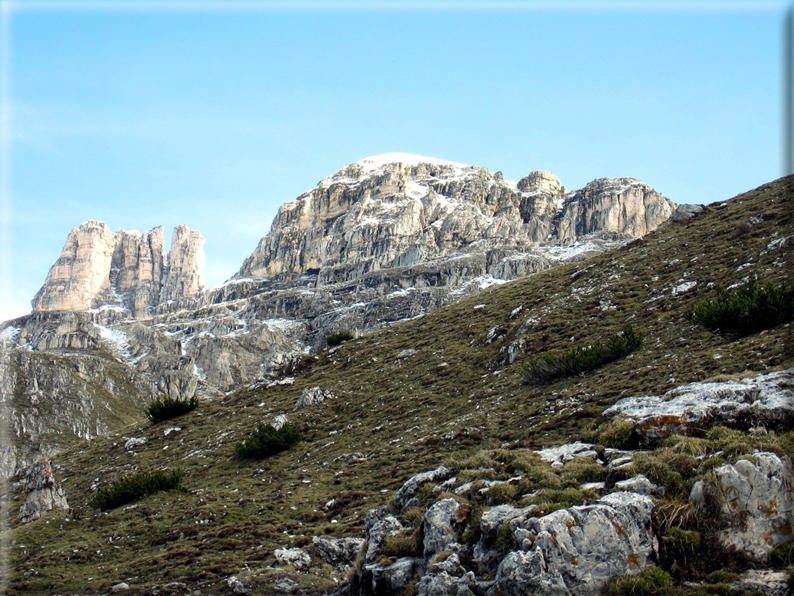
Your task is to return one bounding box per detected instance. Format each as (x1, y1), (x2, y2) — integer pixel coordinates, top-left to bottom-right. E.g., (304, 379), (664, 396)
(4, 176), (792, 595)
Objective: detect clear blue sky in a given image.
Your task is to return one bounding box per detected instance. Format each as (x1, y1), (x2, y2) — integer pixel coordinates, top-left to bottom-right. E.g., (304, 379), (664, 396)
(0, 1), (789, 321)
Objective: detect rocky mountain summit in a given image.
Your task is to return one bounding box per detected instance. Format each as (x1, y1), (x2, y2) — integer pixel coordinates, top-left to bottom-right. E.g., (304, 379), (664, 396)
(238, 153), (675, 283)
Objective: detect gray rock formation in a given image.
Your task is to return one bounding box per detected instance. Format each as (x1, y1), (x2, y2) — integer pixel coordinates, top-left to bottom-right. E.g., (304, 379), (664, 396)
(274, 547), (312, 570)
(238, 154), (674, 284)
(491, 492), (656, 596)
(691, 452), (794, 562)
(393, 465), (456, 511)
(603, 369), (794, 439)
(423, 498), (471, 559)
(312, 536), (365, 572)
(19, 460), (69, 524)
(295, 386), (335, 410)
(32, 221), (204, 318)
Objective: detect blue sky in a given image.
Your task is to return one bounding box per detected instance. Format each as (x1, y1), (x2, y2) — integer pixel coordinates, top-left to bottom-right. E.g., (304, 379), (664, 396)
(0, 1), (789, 321)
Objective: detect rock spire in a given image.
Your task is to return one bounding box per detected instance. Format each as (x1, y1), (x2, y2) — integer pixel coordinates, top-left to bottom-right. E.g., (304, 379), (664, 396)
(32, 221), (205, 317)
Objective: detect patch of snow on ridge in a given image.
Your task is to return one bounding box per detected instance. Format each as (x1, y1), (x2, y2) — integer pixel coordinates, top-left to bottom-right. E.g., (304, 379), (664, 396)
(356, 153), (471, 171)
(0, 325), (20, 345)
(95, 324), (132, 360)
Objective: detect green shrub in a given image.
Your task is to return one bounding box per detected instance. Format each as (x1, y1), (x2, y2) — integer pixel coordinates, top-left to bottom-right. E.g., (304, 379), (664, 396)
(381, 529), (422, 558)
(146, 394), (198, 423)
(688, 276), (794, 337)
(326, 331), (355, 347)
(603, 566), (673, 596)
(667, 527), (701, 558)
(235, 422), (301, 459)
(523, 326), (643, 385)
(707, 569), (739, 584)
(90, 469), (183, 510)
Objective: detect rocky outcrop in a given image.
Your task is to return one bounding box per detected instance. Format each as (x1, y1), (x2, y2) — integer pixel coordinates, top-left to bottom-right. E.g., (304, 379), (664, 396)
(490, 492), (656, 596)
(691, 452), (794, 562)
(19, 460), (69, 524)
(32, 221), (204, 318)
(603, 369), (794, 439)
(159, 224), (206, 303)
(237, 154), (674, 283)
(313, 536), (365, 572)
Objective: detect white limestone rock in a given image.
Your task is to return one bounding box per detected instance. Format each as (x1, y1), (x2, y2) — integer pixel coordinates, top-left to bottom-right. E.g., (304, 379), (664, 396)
(274, 547), (312, 570)
(364, 509), (407, 563)
(294, 386), (335, 410)
(490, 491), (656, 596)
(393, 464), (455, 510)
(691, 452), (794, 562)
(603, 369), (794, 439)
(536, 441), (599, 466)
(312, 536), (364, 572)
(423, 498), (472, 559)
(32, 221), (205, 317)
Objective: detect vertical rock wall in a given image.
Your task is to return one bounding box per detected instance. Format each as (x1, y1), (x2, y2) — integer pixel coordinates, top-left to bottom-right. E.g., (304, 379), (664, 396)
(32, 222), (205, 318)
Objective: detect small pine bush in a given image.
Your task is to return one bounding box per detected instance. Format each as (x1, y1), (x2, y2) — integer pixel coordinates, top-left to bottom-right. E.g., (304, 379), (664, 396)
(146, 394), (198, 423)
(326, 331), (355, 347)
(523, 326), (643, 385)
(689, 276), (794, 337)
(235, 422), (301, 459)
(90, 469), (183, 510)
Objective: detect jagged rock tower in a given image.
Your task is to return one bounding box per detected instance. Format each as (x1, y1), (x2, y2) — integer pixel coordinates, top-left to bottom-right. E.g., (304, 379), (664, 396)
(32, 221), (205, 318)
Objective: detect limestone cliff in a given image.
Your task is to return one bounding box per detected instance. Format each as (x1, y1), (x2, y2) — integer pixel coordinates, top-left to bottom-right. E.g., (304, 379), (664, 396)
(32, 222), (205, 318)
(237, 154), (675, 282)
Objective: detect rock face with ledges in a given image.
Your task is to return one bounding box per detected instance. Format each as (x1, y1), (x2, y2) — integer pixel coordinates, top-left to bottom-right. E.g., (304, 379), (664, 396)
(237, 154), (675, 284)
(19, 460), (69, 524)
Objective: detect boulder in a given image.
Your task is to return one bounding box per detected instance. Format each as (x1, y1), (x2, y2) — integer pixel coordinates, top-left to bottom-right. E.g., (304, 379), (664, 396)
(295, 386), (335, 410)
(603, 369), (794, 439)
(393, 465), (455, 510)
(313, 536), (365, 572)
(360, 557), (417, 595)
(691, 452), (794, 561)
(364, 509), (406, 563)
(274, 547), (312, 570)
(536, 442), (599, 467)
(490, 491), (656, 596)
(423, 498), (472, 559)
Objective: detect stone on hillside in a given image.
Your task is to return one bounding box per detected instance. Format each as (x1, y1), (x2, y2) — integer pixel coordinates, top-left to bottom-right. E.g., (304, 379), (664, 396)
(393, 465), (455, 510)
(110, 583), (130, 593)
(312, 536), (364, 572)
(691, 452), (794, 562)
(19, 460), (69, 524)
(614, 474), (663, 496)
(603, 369), (794, 439)
(474, 504), (536, 572)
(271, 414), (289, 430)
(423, 498), (472, 559)
(491, 491), (656, 596)
(364, 509), (406, 562)
(671, 203), (704, 222)
(125, 437), (148, 450)
(730, 569), (790, 596)
(536, 442), (599, 467)
(294, 386), (335, 410)
(360, 557), (417, 596)
(274, 547), (312, 570)
(416, 553), (478, 596)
